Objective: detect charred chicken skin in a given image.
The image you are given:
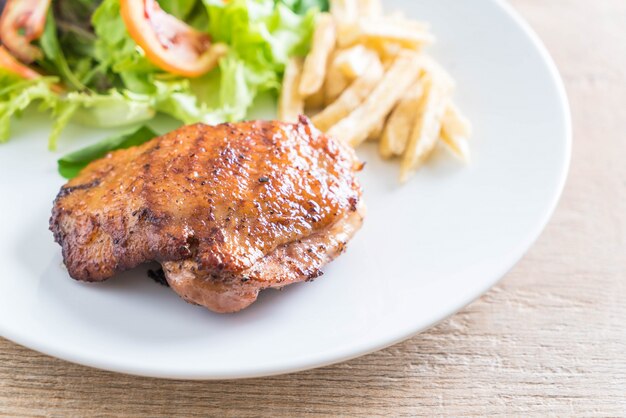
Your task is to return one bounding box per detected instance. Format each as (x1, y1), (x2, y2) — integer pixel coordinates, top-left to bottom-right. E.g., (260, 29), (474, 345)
(50, 117), (364, 312)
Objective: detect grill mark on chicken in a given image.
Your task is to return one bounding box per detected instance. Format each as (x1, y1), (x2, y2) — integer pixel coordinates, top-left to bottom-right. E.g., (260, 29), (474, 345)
(55, 179), (101, 199)
(50, 117), (364, 312)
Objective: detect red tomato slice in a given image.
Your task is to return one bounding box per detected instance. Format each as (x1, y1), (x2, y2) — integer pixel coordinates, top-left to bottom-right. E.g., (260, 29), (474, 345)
(0, 45), (44, 79)
(0, 46), (64, 92)
(0, 0), (51, 63)
(120, 0), (224, 77)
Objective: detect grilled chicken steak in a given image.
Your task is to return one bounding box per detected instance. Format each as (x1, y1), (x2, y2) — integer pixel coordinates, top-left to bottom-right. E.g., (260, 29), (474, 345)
(50, 117), (365, 312)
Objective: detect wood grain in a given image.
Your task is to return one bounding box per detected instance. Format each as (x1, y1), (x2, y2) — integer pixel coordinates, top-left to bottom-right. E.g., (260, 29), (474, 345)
(2, 0), (626, 416)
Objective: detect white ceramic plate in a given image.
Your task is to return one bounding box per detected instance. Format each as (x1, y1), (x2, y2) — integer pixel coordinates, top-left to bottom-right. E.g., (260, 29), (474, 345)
(0, 0), (570, 379)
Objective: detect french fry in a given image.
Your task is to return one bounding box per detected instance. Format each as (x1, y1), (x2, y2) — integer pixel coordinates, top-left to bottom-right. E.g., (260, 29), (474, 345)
(358, 0), (382, 17)
(440, 129), (471, 163)
(327, 53), (424, 147)
(379, 79), (424, 158)
(300, 13), (337, 97)
(330, 0), (358, 23)
(422, 56), (455, 91)
(440, 102), (472, 162)
(338, 16), (434, 49)
(324, 46), (377, 104)
(399, 73), (453, 182)
(442, 102), (471, 138)
(367, 120), (384, 142)
(324, 74), (350, 106)
(324, 52), (351, 105)
(305, 88), (326, 112)
(313, 56), (384, 131)
(377, 41), (404, 62)
(333, 45), (378, 79)
(304, 1), (471, 183)
(278, 57), (305, 122)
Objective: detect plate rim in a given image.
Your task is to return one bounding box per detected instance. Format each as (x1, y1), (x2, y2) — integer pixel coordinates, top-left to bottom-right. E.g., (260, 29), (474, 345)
(0, 0), (572, 380)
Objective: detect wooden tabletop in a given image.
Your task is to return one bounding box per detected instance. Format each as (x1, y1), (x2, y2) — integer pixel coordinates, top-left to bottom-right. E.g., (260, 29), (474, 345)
(2, 0), (625, 416)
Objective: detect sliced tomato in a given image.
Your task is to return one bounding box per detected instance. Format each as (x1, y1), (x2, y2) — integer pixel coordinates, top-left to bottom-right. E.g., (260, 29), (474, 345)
(120, 0), (224, 77)
(0, 45), (44, 79)
(0, 46), (64, 92)
(0, 0), (51, 63)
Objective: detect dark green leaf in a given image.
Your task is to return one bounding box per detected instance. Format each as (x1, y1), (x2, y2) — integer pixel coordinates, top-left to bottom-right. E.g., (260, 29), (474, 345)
(53, 0), (101, 35)
(39, 11), (87, 90)
(57, 125), (157, 179)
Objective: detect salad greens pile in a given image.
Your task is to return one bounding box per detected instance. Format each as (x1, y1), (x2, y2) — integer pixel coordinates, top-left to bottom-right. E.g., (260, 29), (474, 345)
(0, 0), (328, 150)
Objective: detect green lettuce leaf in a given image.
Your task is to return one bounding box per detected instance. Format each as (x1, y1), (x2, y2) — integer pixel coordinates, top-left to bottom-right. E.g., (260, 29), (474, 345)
(57, 125), (157, 179)
(67, 90), (156, 127)
(0, 72), (58, 143)
(38, 10), (87, 90)
(49, 101), (80, 150)
(154, 79), (223, 124)
(91, 0), (157, 94)
(203, 0), (316, 120)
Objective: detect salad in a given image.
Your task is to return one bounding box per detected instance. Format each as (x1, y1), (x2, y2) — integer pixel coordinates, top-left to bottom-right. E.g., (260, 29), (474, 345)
(0, 0), (327, 149)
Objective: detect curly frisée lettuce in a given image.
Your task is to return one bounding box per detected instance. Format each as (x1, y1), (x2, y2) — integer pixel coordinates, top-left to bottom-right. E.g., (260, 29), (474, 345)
(0, 71), (58, 144)
(0, 0), (327, 150)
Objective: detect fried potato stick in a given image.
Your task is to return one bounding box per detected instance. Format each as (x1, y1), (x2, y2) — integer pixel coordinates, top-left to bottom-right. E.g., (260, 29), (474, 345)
(327, 53), (424, 147)
(338, 16), (434, 49)
(313, 55), (384, 131)
(440, 102), (472, 162)
(379, 79), (424, 158)
(399, 73), (453, 181)
(300, 13), (337, 97)
(278, 57), (305, 122)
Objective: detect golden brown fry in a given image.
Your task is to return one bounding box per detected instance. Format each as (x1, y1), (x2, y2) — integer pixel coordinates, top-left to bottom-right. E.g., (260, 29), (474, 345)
(422, 56), (455, 91)
(440, 102), (472, 162)
(300, 14), (337, 97)
(379, 80), (424, 158)
(313, 56), (384, 131)
(278, 57), (305, 122)
(324, 52), (351, 105)
(305, 88), (326, 112)
(324, 46), (377, 104)
(367, 119), (385, 142)
(338, 16), (434, 49)
(440, 129), (471, 162)
(442, 102), (471, 138)
(327, 53), (424, 146)
(333, 44), (378, 79)
(376, 41), (404, 61)
(399, 73), (453, 182)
